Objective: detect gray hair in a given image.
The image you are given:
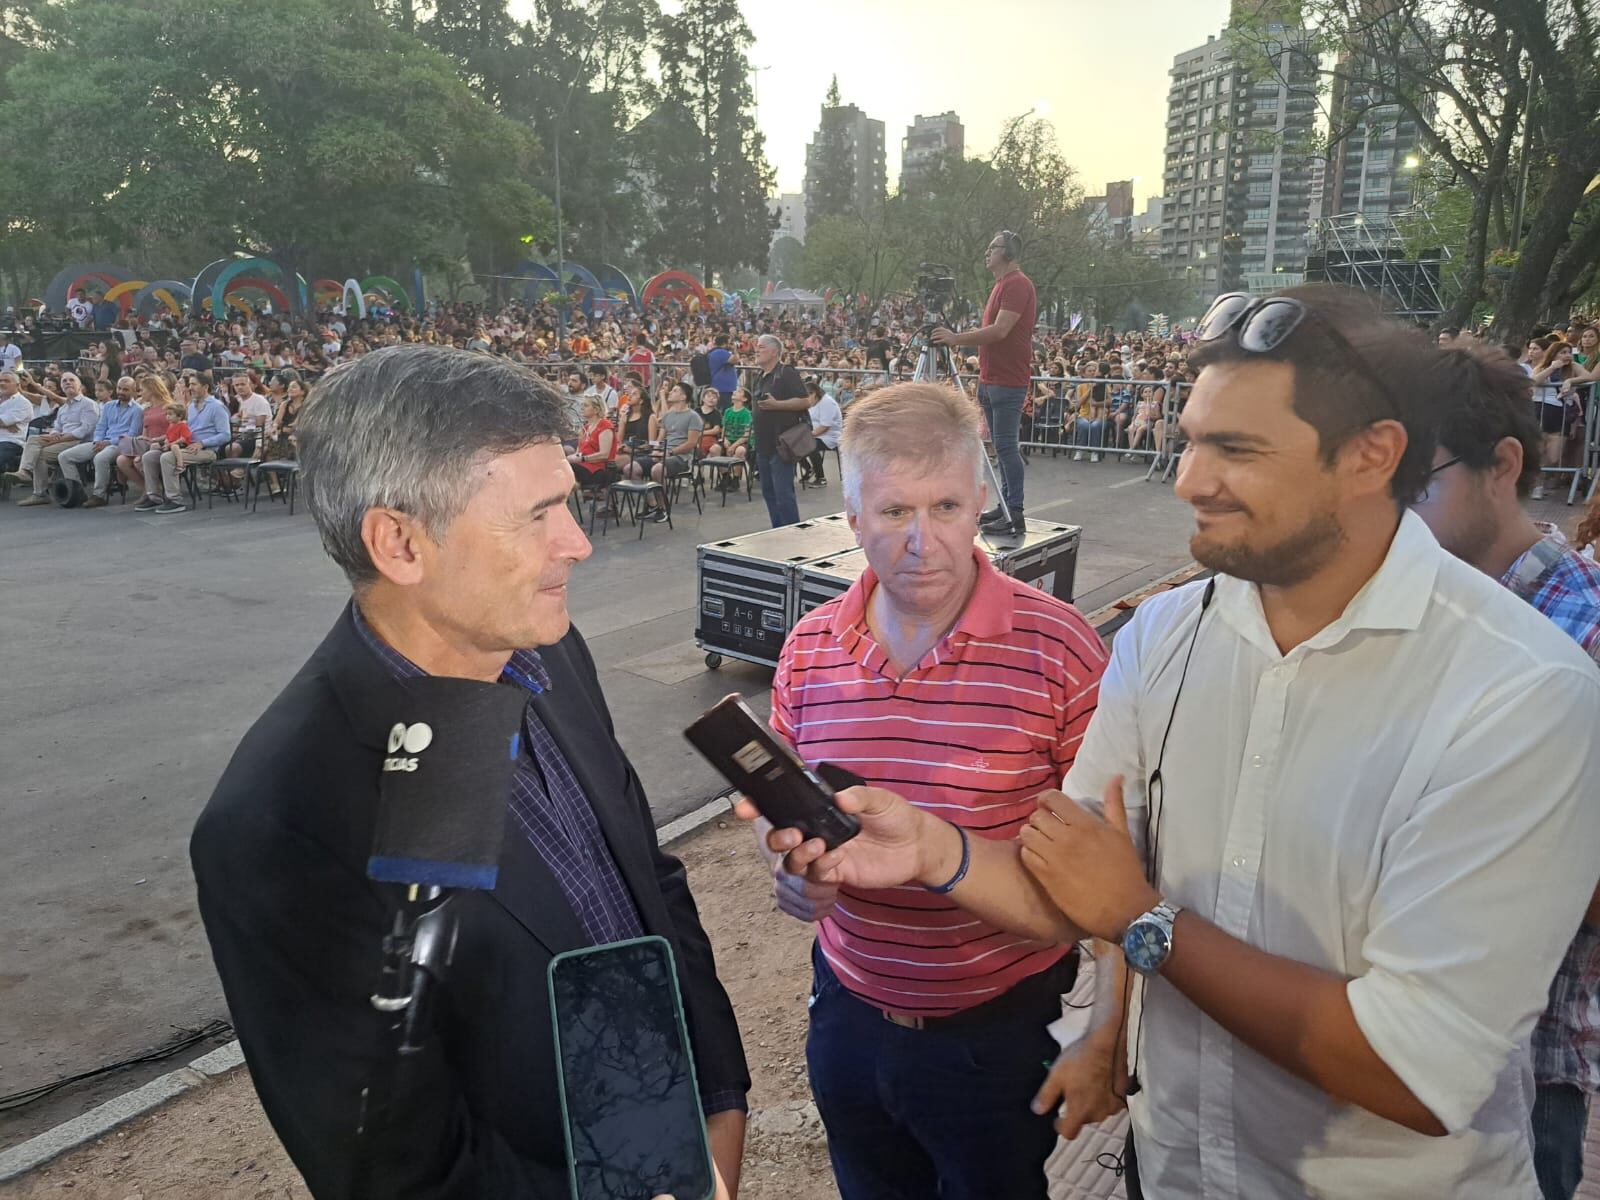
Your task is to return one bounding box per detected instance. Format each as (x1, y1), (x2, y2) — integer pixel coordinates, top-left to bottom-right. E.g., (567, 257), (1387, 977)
(840, 382), (985, 511)
(757, 334), (784, 356)
(0, 370), (17, 385)
(298, 345), (572, 587)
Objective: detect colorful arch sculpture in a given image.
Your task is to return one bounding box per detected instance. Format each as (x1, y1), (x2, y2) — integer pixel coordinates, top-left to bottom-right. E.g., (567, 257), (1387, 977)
(212, 258), (288, 319)
(44, 262), (131, 312)
(360, 275), (410, 310)
(223, 277), (291, 313)
(101, 280), (149, 314)
(509, 260), (562, 303)
(340, 278), (366, 319)
(641, 270), (710, 310)
(133, 281), (192, 318)
(597, 264), (639, 310)
(559, 263), (607, 317)
(190, 258), (237, 316)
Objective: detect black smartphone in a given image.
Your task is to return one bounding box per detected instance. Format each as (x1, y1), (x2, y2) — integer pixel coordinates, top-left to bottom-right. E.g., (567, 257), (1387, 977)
(548, 936), (714, 1200)
(684, 694), (862, 849)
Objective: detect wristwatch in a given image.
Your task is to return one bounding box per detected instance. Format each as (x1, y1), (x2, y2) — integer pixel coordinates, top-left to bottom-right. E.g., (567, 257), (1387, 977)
(1122, 901), (1182, 976)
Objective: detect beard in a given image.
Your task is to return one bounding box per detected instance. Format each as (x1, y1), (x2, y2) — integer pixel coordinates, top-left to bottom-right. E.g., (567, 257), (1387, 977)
(1191, 508), (1345, 588)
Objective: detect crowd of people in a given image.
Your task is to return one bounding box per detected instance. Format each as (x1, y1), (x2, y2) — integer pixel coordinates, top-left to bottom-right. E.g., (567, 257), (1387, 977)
(3, 281), (1596, 528)
(0, 288), (1211, 523)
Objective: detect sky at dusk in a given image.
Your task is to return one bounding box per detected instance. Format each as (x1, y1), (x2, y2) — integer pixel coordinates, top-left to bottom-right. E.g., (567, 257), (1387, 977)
(506, 1), (1237, 211)
(741, 0), (1231, 210)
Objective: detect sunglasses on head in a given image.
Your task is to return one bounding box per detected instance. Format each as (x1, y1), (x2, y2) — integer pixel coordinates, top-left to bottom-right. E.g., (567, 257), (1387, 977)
(1196, 292), (1397, 410)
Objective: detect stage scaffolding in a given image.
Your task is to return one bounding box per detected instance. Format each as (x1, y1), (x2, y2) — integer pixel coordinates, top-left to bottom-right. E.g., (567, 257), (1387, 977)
(1306, 208), (1451, 323)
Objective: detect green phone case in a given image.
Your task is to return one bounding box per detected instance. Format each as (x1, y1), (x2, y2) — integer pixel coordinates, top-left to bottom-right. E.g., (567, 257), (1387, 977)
(547, 935), (715, 1200)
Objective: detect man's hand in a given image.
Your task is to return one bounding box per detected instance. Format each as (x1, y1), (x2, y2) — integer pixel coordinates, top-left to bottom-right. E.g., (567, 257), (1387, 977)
(733, 786), (948, 891)
(93, 440), (109, 452)
(1018, 778), (1158, 942)
(930, 327), (957, 346)
(749, 817), (840, 922)
(755, 396), (781, 412)
(1031, 1021), (1128, 1140)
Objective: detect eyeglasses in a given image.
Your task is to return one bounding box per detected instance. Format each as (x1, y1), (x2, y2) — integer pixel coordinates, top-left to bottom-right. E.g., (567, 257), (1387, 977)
(1196, 292), (1400, 413)
(1428, 455), (1462, 478)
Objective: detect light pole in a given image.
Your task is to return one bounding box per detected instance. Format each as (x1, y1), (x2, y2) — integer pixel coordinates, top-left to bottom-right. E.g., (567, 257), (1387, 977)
(552, 50), (592, 348)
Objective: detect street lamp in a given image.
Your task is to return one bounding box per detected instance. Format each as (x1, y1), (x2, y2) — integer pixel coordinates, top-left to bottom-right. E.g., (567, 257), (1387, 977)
(552, 48), (594, 348)
(1403, 154), (1420, 170)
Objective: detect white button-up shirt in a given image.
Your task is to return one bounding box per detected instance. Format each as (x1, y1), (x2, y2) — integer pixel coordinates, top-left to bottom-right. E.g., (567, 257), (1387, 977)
(1065, 511), (1600, 1198)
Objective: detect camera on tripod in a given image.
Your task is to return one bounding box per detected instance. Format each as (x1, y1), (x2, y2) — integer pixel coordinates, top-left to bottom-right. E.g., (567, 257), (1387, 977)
(915, 263), (957, 314)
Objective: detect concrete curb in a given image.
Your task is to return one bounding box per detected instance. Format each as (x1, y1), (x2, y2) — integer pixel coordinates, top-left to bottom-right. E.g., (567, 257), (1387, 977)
(0, 800), (733, 1183)
(0, 1042), (242, 1183)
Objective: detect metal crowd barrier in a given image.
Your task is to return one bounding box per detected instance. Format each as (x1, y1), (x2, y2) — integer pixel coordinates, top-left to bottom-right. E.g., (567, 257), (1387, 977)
(1538, 393), (1600, 506)
(1018, 375), (1189, 470)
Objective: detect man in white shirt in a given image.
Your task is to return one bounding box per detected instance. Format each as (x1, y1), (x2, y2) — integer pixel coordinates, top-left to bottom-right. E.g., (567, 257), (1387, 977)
(753, 287), (1600, 1199)
(1017, 288), (1600, 1198)
(0, 333), (21, 374)
(66, 290), (93, 328)
(0, 370), (32, 474)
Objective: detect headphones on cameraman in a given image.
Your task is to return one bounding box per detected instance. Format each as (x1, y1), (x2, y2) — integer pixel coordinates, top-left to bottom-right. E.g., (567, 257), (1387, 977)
(996, 230), (1021, 263)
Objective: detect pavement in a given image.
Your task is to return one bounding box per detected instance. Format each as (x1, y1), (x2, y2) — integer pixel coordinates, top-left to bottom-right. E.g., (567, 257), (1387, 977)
(0, 451), (1199, 1150)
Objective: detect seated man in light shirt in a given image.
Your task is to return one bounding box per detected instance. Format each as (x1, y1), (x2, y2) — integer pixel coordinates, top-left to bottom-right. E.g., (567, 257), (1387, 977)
(139, 384), (233, 513)
(59, 375), (143, 507)
(753, 286), (1600, 1199)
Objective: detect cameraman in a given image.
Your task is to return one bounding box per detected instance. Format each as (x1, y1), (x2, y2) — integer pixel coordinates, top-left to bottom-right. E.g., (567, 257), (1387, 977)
(933, 230), (1037, 535)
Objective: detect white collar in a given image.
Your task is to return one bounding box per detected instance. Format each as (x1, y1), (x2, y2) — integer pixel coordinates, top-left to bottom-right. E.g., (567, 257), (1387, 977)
(1213, 508), (1440, 660)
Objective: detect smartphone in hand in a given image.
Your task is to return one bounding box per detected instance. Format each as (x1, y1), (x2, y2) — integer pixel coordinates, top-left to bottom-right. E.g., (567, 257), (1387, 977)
(685, 695), (861, 849)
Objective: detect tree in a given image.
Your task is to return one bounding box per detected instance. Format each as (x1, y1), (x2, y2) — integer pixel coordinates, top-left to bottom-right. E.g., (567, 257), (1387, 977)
(640, 0), (775, 280)
(1234, 0), (1600, 337)
(767, 235), (804, 286)
(0, 0), (545, 308)
(800, 204), (916, 308)
(807, 75), (857, 222)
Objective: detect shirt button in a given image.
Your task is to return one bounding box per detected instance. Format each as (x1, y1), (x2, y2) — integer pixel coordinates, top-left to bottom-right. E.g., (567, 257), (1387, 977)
(1251, 754), (1263, 767)
(1232, 856), (1247, 868)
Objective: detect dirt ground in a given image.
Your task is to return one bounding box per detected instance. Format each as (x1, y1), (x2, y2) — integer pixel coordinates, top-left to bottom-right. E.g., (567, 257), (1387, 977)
(3, 818), (837, 1200)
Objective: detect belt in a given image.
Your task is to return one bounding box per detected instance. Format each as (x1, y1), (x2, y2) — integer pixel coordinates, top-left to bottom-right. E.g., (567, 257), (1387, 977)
(876, 949), (1079, 1032)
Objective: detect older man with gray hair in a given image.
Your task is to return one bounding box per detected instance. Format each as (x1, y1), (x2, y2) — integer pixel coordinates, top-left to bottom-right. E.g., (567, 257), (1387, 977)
(751, 380), (1109, 1198)
(750, 332), (809, 527)
(16, 371), (97, 506)
(191, 346), (748, 1198)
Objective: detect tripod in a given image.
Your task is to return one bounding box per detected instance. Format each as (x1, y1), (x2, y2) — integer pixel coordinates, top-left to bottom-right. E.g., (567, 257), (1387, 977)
(908, 324), (1017, 531)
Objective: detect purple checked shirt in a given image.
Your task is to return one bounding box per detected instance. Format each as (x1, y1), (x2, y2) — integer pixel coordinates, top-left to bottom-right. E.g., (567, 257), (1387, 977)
(352, 607), (643, 947)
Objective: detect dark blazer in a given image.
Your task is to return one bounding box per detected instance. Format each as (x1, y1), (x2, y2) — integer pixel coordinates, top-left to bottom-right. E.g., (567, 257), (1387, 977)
(191, 607), (748, 1198)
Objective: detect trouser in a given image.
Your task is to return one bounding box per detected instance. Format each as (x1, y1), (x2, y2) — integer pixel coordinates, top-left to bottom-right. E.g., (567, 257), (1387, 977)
(31, 439), (83, 494)
(58, 441), (120, 496)
(142, 447), (216, 501)
(805, 944), (1069, 1200)
(1074, 417), (1109, 449)
(803, 447), (832, 480)
(1533, 1082), (1589, 1200)
(0, 442), (19, 473)
(979, 383), (1027, 512)
(17, 435), (42, 475)
(757, 450), (799, 527)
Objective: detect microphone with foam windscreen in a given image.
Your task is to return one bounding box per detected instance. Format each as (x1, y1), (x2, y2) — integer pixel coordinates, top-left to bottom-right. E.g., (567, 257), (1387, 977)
(364, 675), (527, 1055)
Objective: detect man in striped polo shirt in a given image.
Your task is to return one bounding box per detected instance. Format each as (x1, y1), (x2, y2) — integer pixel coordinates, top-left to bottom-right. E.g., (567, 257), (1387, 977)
(759, 382), (1108, 1199)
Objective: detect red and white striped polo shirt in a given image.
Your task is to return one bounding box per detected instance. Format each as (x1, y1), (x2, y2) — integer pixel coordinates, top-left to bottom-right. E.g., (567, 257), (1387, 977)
(771, 549), (1108, 1017)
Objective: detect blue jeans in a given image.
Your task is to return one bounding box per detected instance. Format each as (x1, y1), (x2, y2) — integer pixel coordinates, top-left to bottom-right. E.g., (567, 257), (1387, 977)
(1533, 1082), (1589, 1200)
(1074, 417), (1108, 450)
(805, 946), (1060, 1200)
(978, 383), (1027, 512)
(757, 450), (799, 527)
